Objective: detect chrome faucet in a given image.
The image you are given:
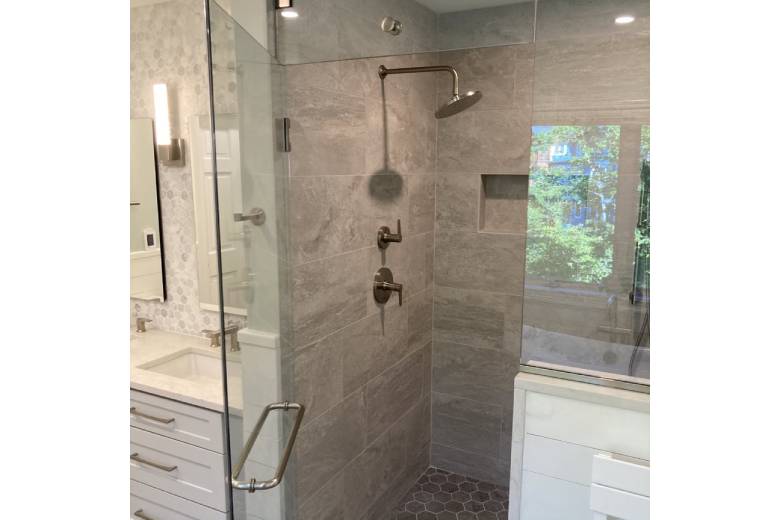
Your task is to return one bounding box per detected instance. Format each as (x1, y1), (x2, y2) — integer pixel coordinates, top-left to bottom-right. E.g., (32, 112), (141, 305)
(202, 329), (221, 349)
(201, 324), (241, 352)
(136, 317), (152, 333)
(225, 323), (241, 352)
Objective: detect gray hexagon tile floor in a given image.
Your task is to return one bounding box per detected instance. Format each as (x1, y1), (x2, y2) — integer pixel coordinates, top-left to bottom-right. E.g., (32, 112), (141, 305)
(392, 467), (509, 520)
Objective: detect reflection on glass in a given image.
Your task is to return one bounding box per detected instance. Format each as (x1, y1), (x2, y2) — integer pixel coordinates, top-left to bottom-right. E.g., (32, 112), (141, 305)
(522, 124), (650, 380)
(130, 118), (166, 302)
(527, 125), (620, 285)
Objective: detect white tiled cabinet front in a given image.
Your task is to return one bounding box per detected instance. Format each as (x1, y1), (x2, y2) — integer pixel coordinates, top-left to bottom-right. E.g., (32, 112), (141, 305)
(130, 389), (229, 520)
(508, 374), (650, 520)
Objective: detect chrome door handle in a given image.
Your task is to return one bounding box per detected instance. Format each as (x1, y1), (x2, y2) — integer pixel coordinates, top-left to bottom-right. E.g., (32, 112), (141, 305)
(231, 401), (305, 492)
(133, 509), (155, 520)
(234, 207), (266, 226)
(130, 452), (178, 472)
(130, 407), (175, 424)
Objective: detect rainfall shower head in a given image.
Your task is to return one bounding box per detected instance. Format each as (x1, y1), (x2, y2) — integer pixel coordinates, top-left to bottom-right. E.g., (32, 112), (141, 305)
(378, 64), (481, 118)
(436, 90), (482, 118)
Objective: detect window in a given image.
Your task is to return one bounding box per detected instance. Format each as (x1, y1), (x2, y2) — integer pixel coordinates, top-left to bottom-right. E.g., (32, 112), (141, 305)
(527, 125), (621, 285)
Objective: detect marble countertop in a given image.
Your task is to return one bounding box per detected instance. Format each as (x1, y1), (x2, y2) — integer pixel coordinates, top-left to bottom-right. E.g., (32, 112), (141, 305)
(130, 328), (242, 414)
(515, 366), (650, 413)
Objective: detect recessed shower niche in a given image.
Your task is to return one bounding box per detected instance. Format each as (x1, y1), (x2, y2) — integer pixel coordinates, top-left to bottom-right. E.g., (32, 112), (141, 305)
(479, 174), (528, 234)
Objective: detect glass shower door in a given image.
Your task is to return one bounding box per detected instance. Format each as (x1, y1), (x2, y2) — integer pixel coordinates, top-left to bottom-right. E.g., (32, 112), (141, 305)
(204, 2), (298, 519)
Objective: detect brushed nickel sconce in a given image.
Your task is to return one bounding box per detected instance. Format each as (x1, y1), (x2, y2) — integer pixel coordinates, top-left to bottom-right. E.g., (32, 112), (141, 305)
(153, 83), (185, 167)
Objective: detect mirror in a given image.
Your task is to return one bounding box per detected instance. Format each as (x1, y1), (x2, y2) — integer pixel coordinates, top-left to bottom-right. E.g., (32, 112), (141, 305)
(130, 118), (166, 302)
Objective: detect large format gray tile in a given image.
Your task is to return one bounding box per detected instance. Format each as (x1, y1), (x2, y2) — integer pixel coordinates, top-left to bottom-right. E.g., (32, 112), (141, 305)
(435, 173), (480, 233)
(296, 471), (344, 520)
(408, 175), (435, 235)
(434, 285), (523, 353)
(343, 418), (407, 518)
(406, 232), (434, 296)
(432, 392), (503, 458)
(368, 100), (436, 175)
(293, 339), (343, 425)
(432, 340), (519, 409)
(289, 176), (367, 264)
(431, 443), (511, 487)
(288, 84), (367, 176)
(292, 248), (368, 347)
(295, 389), (367, 499)
(436, 108), (531, 174)
(338, 305), (410, 396)
(434, 231), (526, 295)
(366, 347), (425, 442)
(436, 2), (534, 51)
(533, 32), (649, 115)
(535, 0), (650, 42)
(401, 396), (432, 469)
(408, 287), (433, 352)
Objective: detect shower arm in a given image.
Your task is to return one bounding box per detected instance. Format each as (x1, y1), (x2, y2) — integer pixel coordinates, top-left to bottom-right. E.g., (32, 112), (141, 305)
(378, 65), (460, 97)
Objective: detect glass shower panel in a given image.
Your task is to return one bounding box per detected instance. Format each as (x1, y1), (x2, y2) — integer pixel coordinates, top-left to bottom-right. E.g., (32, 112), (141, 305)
(520, 0), (650, 381)
(206, 2), (294, 519)
(275, 0), (535, 64)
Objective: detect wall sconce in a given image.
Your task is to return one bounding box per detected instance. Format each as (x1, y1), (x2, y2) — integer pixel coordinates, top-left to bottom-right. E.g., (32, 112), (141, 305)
(153, 83), (184, 167)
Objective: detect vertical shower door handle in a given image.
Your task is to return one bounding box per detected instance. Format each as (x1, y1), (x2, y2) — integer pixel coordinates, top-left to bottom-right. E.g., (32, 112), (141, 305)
(231, 401), (305, 492)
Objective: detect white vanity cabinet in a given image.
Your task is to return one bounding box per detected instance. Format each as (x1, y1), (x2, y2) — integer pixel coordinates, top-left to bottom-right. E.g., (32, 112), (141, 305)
(130, 389), (229, 520)
(508, 372), (650, 520)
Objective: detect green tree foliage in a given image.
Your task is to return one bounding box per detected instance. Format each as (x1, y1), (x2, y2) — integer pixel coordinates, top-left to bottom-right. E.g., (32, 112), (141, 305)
(526, 125), (621, 284)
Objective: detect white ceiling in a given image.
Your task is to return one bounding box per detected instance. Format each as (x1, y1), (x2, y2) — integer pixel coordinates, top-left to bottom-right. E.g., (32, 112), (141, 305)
(415, 0), (529, 14)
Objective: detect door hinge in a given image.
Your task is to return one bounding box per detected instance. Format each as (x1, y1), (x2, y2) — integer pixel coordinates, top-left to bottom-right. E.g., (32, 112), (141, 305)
(277, 117), (291, 153)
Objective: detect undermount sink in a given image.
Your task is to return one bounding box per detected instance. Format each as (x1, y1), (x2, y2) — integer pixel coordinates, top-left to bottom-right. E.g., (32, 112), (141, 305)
(140, 348), (241, 385)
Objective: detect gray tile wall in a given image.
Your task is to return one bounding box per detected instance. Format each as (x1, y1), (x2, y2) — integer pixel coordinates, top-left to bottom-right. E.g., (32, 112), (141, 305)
(431, 44), (533, 486)
(283, 52), (437, 519)
(277, 0), (437, 65)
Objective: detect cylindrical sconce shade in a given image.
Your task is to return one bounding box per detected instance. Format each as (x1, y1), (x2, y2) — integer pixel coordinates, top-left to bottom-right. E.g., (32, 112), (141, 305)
(152, 83), (172, 146)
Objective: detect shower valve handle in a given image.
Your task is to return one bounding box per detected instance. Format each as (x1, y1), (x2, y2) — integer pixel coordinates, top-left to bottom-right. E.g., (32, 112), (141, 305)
(377, 219), (402, 249)
(373, 267), (403, 306)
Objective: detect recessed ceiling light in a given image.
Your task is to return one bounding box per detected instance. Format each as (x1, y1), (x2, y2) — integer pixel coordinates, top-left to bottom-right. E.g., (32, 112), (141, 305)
(615, 14), (635, 25)
(280, 9), (298, 18)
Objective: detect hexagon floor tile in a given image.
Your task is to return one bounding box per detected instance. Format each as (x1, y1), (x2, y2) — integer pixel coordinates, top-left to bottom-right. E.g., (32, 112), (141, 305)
(392, 467), (509, 520)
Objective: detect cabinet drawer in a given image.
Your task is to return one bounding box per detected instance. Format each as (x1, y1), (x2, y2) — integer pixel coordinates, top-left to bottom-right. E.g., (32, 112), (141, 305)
(520, 470), (591, 520)
(130, 427), (226, 511)
(131, 390), (223, 452)
(525, 392), (649, 459)
(130, 480), (227, 520)
(523, 434), (604, 486)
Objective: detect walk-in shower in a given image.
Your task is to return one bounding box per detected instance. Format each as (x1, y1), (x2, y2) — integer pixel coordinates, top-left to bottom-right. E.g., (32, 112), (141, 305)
(378, 64), (482, 118)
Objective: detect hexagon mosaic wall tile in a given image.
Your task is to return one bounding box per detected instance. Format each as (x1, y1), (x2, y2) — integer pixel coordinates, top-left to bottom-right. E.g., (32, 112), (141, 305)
(393, 467), (509, 520)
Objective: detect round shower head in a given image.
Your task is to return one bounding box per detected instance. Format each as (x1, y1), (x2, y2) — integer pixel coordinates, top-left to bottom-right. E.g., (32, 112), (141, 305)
(436, 90), (482, 118)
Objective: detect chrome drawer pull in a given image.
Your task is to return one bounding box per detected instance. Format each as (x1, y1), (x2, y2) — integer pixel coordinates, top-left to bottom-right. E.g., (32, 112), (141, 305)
(130, 452), (178, 472)
(133, 509), (155, 520)
(130, 407), (175, 424)
(231, 401), (305, 492)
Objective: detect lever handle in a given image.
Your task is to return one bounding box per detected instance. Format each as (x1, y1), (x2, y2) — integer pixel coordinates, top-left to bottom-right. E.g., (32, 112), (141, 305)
(377, 281), (403, 306)
(377, 219), (402, 249)
(133, 510), (155, 520)
(373, 267), (403, 306)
